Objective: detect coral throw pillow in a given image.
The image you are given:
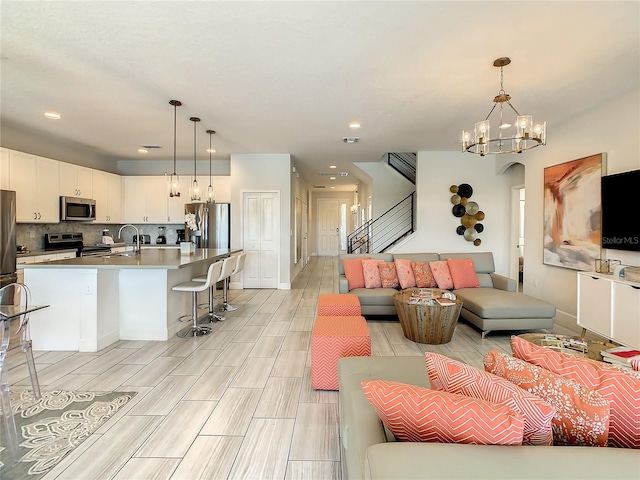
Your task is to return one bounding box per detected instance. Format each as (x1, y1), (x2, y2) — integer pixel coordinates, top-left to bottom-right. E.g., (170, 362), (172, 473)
(361, 380), (524, 445)
(342, 257), (369, 290)
(484, 350), (610, 447)
(425, 352), (555, 446)
(511, 335), (640, 449)
(395, 259), (416, 289)
(362, 259), (384, 289)
(378, 262), (400, 289)
(446, 258), (480, 289)
(429, 261), (454, 290)
(412, 262), (437, 288)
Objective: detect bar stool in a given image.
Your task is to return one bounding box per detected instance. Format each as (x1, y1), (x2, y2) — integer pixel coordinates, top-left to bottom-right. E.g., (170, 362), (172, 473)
(172, 260), (223, 338)
(220, 252), (246, 311)
(193, 256), (235, 322)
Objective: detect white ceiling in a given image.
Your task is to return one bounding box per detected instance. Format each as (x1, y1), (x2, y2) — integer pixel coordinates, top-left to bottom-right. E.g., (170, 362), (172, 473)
(1, 1), (638, 190)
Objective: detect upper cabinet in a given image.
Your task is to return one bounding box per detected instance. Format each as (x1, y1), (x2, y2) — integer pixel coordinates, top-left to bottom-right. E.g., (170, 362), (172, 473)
(59, 162), (93, 198)
(93, 170), (122, 223)
(9, 151), (60, 223)
(124, 176), (170, 223)
(0, 148), (9, 189)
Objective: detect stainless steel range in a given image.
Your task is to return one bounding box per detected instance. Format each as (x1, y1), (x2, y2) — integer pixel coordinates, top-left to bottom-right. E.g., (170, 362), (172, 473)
(44, 232), (112, 257)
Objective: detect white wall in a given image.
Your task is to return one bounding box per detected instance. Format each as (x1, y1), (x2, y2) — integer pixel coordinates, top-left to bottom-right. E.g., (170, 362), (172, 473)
(291, 164), (311, 280)
(520, 88), (640, 328)
(396, 151), (521, 275)
(230, 153), (292, 288)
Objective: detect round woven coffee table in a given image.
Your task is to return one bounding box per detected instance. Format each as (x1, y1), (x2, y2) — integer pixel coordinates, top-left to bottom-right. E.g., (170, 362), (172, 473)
(393, 288), (463, 344)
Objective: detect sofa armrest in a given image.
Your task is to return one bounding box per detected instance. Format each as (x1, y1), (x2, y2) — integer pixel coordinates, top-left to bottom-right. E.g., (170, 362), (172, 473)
(490, 273), (517, 292)
(339, 275), (350, 293)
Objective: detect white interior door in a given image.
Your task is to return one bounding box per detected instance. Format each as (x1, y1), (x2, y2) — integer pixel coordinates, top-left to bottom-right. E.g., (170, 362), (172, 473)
(510, 185), (525, 291)
(317, 198), (340, 256)
(243, 191), (279, 288)
(302, 202), (308, 267)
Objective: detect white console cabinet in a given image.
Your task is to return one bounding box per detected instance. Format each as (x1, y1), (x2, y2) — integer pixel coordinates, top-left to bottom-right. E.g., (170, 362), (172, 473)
(577, 272), (640, 350)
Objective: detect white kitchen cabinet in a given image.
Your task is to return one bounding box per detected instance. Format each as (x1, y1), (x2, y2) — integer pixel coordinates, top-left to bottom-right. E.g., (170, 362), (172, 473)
(124, 176), (177, 223)
(9, 151), (60, 223)
(0, 147), (10, 189)
(59, 162), (93, 198)
(577, 272), (640, 349)
(93, 170), (122, 223)
(167, 185), (188, 224)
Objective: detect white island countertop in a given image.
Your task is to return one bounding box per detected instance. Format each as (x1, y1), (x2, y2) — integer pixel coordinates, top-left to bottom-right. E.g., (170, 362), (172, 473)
(19, 248), (241, 270)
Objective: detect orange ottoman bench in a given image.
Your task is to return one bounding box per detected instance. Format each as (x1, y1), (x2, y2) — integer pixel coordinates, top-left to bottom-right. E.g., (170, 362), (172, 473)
(317, 293), (361, 316)
(311, 315), (370, 390)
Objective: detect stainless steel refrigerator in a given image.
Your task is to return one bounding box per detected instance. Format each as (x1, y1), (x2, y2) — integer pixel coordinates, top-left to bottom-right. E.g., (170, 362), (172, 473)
(0, 190), (17, 288)
(184, 202), (230, 249)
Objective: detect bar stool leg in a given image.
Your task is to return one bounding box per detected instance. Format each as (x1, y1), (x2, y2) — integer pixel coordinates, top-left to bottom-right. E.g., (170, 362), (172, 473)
(202, 285), (225, 322)
(215, 278), (238, 312)
(177, 292), (212, 338)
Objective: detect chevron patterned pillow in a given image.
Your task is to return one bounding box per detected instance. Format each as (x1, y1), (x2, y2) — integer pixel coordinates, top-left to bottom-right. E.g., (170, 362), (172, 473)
(361, 380), (524, 445)
(425, 352), (555, 445)
(511, 335), (640, 449)
(484, 350), (610, 447)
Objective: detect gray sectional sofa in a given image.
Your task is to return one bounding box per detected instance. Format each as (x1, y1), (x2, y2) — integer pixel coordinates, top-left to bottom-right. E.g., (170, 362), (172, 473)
(338, 355), (639, 480)
(338, 252), (555, 337)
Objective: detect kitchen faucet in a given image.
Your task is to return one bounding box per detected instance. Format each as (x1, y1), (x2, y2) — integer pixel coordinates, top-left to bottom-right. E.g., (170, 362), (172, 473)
(118, 224), (140, 253)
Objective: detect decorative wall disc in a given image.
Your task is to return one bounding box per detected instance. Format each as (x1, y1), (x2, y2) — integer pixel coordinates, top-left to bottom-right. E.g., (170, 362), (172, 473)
(473, 238), (482, 246)
(466, 201), (479, 215)
(460, 197), (468, 206)
(457, 183), (473, 199)
(450, 185), (459, 193)
(451, 194), (461, 205)
(475, 223), (484, 233)
(461, 214), (477, 228)
(463, 228), (477, 241)
(452, 204), (466, 217)
(476, 211), (485, 221)
(456, 225), (466, 235)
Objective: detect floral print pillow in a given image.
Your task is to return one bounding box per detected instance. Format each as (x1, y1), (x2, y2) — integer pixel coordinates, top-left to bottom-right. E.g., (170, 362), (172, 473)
(411, 262), (437, 288)
(378, 262), (400, 289)
(484, 350), (610, 447)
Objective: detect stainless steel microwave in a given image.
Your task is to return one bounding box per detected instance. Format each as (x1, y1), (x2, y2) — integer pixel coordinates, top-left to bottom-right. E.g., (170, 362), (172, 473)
(60, 196), (96, 221)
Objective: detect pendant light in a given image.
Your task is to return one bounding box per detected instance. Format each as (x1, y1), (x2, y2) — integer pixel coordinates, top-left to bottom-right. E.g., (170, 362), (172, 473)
(205, 129), (216, 203)
(190, 116), (201, 201)
(168, 100), (182, 197)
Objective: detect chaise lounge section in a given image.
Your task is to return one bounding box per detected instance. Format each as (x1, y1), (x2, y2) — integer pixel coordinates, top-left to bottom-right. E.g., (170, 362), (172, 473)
(338, 252), (555, 338)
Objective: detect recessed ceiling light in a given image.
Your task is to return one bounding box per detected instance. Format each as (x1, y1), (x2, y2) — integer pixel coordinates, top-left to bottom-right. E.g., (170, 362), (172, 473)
(330, 176), (336, 180)
(329, 165), (337, 169)
(44, 111), (61, 120)
(349, 122), (361, 129)
(137, 148), (148, 154)
(206, 148), (216, 153)
(331, 186), (335, 189)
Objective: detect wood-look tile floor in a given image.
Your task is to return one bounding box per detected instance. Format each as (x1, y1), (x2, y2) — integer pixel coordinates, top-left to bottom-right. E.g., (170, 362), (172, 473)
(7, 256), (576, 480)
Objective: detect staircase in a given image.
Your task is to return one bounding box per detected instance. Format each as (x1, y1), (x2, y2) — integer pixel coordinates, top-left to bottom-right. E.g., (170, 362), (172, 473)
(386, 152), (416, 184)
(347, 192), (415, 254)
(346, 152), (416, 254)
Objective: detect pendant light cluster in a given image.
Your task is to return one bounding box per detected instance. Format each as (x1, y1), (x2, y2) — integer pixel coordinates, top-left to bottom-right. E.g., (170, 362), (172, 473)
(165, 100), (216, 200)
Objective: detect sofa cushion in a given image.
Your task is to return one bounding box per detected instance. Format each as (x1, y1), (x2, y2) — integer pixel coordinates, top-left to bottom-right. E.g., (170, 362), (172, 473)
(447, 258), (480, 289)
(378, 262), (400, 288)
(425, 352), (555, 445)
(411, 262), (437, 288)
(511, 335), (640, 449)
(395, 259), (416, 289)
(363, 259), (384, 288)
(343, 257), (369, 290)
(484, 350), (610, 447)
(347, 287), (401, 307)
(429, 261), (454, 289)
(454, 288), (556, 319)
(361, 380), (524, 445)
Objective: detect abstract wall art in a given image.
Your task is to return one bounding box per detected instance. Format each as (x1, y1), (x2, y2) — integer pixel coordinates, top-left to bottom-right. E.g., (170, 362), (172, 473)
(543, 153), (606, 270)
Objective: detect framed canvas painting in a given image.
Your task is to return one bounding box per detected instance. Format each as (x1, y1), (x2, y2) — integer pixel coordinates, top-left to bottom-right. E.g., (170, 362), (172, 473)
(543, 153), (606, 270)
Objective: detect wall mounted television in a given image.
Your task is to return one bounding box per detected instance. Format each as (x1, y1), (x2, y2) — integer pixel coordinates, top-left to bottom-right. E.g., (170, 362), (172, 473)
(601, 169), (640, 252)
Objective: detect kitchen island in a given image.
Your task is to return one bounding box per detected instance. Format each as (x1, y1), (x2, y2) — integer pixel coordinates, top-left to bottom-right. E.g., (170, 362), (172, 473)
(21, 248), (241, 352)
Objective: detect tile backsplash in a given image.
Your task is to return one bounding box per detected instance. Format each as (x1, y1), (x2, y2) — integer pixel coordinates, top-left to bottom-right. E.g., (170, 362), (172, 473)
(17, 222), (182, 250)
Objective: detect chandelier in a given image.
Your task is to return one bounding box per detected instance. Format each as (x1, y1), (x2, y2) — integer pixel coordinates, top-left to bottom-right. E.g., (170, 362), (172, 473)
(205, 129), (216, 203)
(462, 57), (546, 156)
